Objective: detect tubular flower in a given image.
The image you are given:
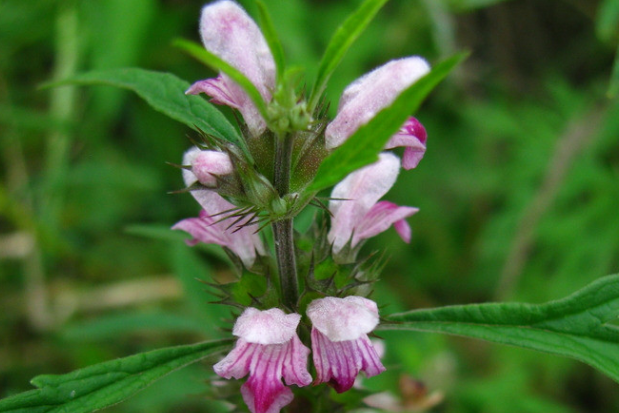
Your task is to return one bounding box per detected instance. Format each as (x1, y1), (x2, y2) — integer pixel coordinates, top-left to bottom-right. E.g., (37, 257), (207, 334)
(185, 0), (275, 136)
(307, 296), (386, 393)
(214, 308), (312, 413)
(328, 152), (418, 254)
(172, 148), (264, 267)
(325, 58), (430, 169)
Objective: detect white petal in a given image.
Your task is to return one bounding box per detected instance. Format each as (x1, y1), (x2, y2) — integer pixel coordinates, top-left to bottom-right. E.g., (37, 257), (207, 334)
(307, 296), (379, 341)
(233, 308), (301, 345)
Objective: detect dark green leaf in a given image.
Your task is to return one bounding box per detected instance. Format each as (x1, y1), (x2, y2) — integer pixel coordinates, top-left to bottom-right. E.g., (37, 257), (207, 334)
(308, 52), (467, 192)
(173, 38), (269, 121)
(43, 68), (243, 147)
(256, 1), (286, 83)
(0, 339), (231, 413)
(309, 0), (388, 109)
(381, 274), (619, 384)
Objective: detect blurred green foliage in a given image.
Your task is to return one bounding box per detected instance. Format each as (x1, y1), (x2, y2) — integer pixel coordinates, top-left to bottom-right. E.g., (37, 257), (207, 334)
(1, 0), (618, 412)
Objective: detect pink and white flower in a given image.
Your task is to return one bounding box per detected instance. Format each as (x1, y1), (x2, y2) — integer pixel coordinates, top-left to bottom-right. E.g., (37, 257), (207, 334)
(307, 296), (386, 393)
(328, 152), (419, 254)
(325, 58), (430, 170)
(186, 0), (276, 136)
(172, 147), (264, 267)
(214, 308), (312, 413)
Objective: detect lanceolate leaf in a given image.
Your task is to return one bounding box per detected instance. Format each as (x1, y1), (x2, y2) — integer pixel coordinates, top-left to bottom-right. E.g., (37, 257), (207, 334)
(381, 274), (619, 383)
(173, 38), (269, 121)
(0, 339), (231, 413)
(308, 0), (389, 109)
(45, 68), (243, 148)
(308, 52), (467, 192)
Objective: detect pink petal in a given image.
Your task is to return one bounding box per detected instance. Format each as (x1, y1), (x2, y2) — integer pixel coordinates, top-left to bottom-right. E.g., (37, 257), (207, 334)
(171, 209), (228, 247)
(307, 296), (379, 342)
(325, 57), (430, 149)
(311, 328), (385, 393)
(393, 219), (412, 243)
(282, 335), (312, 387)
(328, 153), (401, 253)
(352, 201), (418, 246)
(195, 1), (276, 136)
(242, 344), (293, 413)
(186, 76), (241, 109)
(386, 117), (427, 170)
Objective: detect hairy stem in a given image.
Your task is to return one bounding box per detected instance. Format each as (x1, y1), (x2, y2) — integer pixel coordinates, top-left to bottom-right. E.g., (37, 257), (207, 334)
(273, 134), (299, 309)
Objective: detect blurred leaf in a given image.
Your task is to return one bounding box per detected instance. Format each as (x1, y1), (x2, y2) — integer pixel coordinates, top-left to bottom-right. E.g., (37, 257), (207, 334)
(444, 0), (510, 11)
(382, 274), (619, 384)
(0, 339), (231, 413)
(61, 311), (209, 341)
(596, 0), (619, 42)
(125, 224), (188, 243)
(308, 52), (467, 192)
(609, 44), (619, 98)
(309, 0), (388, 109)
(85, 0), (155, 122)
(173, 38), (269, 122)
(44, 68), (243, 148)
(256, 1), (285, 82)
(169, 242), (229, 332)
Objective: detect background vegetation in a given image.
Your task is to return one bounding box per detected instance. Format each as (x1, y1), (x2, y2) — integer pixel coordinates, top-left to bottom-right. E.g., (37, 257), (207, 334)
(1, 0), (618, 412)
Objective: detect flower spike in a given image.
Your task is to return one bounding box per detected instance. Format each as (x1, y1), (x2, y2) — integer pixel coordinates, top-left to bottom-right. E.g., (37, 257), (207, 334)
(214, 308), (312, 413)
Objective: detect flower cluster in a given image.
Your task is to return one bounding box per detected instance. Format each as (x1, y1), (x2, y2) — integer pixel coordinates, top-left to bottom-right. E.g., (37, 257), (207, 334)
(172, 1), (430, 412)
(216, 297), (384, 413)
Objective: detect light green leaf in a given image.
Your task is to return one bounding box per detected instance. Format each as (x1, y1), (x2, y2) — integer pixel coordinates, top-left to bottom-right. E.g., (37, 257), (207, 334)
(382, 274), (619, 383)
(308, 52), (467, 192)
(256, 0), (286, 83)
(308, 0), (389, 109)
(173, 38), (269, 121)
(0, 339), (231, 413)
(44, 68), (243, 147)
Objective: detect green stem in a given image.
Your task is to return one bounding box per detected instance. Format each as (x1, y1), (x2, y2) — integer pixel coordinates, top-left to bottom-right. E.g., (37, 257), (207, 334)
(272, 134), (299, 309)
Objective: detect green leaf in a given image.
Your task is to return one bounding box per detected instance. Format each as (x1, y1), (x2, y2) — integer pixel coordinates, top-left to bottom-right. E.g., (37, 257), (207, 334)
(0, 339), (231, 413)
(308, 52), (467, 192)
(256, 0), (285, 83)
(44, 68), (243, 148)
(381, 274), (619, 384)
(173, 38), (269, 121)
(308, 0), (389, 109)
